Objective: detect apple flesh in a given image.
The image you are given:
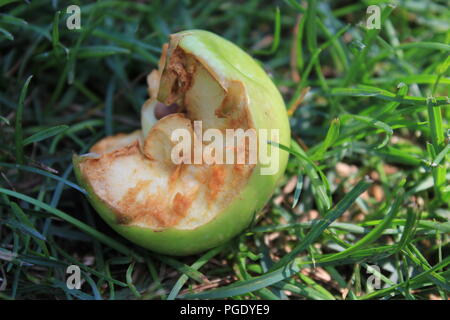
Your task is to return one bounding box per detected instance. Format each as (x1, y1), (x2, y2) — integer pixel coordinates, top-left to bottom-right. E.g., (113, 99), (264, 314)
(73, 30), (290, 256)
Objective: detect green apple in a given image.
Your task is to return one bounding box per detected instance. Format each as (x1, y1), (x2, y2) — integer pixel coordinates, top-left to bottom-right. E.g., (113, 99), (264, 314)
(73, 30), (290, 256)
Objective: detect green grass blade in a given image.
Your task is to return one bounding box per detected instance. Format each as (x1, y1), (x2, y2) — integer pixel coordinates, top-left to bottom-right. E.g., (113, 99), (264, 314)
(23, 125), (69, 146)
(0, 188), (142, 261)
(254, 7), (280, 55)
(14, 75), (33, 165)
(272, 178), (372, 269)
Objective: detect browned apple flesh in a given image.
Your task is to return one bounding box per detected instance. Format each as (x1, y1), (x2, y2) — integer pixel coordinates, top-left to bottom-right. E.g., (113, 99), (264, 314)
(78, 44), (255, 230)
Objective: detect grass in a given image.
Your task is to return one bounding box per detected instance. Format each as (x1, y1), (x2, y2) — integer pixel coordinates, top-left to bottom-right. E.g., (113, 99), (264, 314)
(0, 0), (449, 300)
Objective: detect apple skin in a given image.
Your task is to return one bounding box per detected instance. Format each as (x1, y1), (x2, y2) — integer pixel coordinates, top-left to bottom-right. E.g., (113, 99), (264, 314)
(73, 30), (290, 256)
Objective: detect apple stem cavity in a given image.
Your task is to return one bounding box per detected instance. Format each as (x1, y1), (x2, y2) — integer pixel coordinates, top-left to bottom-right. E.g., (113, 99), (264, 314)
(154, 102), (181, 120)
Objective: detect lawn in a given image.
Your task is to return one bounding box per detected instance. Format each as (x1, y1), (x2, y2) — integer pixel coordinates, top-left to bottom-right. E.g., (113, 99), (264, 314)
(0, 0), (449, 300)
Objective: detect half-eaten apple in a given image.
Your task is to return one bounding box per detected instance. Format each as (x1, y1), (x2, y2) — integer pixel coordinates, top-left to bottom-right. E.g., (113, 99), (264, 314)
(73, 30), (290, 256)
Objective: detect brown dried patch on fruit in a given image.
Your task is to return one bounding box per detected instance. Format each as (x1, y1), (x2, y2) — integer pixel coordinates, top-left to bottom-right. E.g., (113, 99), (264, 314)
(109, 177), (192, 227)
(169, 164), (185, 189)
(207, 165), (226, 202)
(116, 180), (161, 221)
(171, 192), (195, 223)
(78, 139), (146, 212)
(159, 47), (195, 105)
